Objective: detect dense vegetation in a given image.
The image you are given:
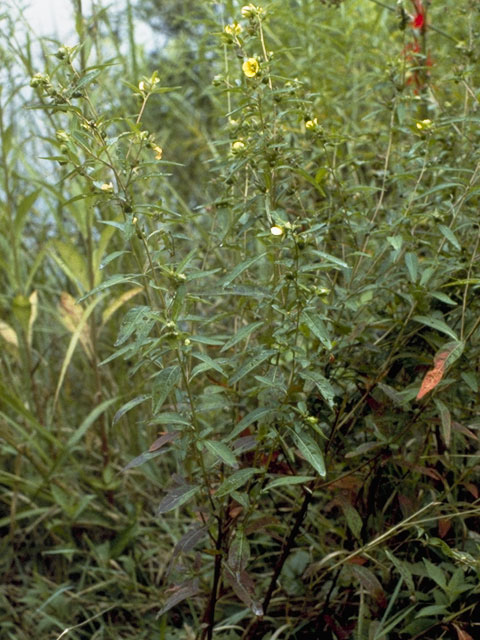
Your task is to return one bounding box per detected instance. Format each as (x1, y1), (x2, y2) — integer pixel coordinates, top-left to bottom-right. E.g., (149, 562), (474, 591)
(1, 1), (480, 638)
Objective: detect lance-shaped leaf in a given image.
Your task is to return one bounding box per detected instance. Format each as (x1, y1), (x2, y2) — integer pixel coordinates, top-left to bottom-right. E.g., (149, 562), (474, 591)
(220, 321), (264, 353)
(350, 565), (386, 608)
(122, 449), (167, 472)
(226, 407), (275, 442)
(203, 440), (238, 467)
(262, 475), (314, 492)
(413, 315), (458, 341)
(157, 579), (200, 617)
(223, 563), (263, 617)
(300, 370), (335, 409)
(215, 468), (258, 498)
(152, 365), (180, 413)
(228, 528), (250, 573)
(229, 349), (275, 385)
(113, 394), (150, 424)
(149, 431), (181, 453)
(289, 428), (326, 477)
(157, 483), (200, 514)
(221, 253), (267, 288)
(300, 311), (332, 350)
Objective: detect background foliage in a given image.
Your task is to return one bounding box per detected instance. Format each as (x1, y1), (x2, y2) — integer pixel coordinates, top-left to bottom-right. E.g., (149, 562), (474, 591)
(1, 1), (480, 638)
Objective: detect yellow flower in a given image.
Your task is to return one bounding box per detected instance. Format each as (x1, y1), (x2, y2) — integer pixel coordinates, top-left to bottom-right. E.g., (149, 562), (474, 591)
(232, 140), (245, 152)
(241, 4), (265, 18)
(242, 58), (259, 78)
(224, 21), (242, 36)
(152, 144), (163, 160)
(100, 182), (113, 192)
(305, 118), (318, 130)
(270, 225), (284, 236)
(416, 119), (432, 130)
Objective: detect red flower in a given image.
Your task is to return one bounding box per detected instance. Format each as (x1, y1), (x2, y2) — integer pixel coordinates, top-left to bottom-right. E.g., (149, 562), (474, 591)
(410, 0), (426, 29)
(412, 12), (425, 29)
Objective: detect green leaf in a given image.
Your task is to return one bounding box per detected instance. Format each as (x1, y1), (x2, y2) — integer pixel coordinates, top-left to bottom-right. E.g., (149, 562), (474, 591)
(149, 412), (190, 426)
(310, 249), (349, 269)
(405, 252), (418, 283)
(203, 440), (237, 467)
(225, 407), (275, 442)
(434, 398), (451, 449)
(461, 371), (477, 392)
(51, 240), (90, 293)
(263, 475), (314, 492)
(77, 274), (141, 302)
(229, 349), (275, 385)
(221, 253), (267, 288)
(300, 370), (335, 409)
(338, 495), (363, 542)
(415, 604), (448, 618)
(215, 468), (258, 498)
(71, 69), (101, 92)
(423, 559), (446, 590)
(113, 394), (150, 424)
(67, 398), (118, 450)
(440, 340), (464, 369)
(300, 311), (332, 350)
(99, 250), (131, 270)
(152, 366), (181, 413)
(15, 190), (40, 240)
(438, 224), (461, 251)
(384, 550), (415, 593)
(289, 428), (326, 477)
(220, 321), (264, 353)
(157, 484), (200, 514)
(122, 450), (166, 471)
(430, 291), (456, 306)
(158, 579), (200, 617)
(190, 352), (226, 377)
(413, 315), (458, 341)
(223, 564), (263, 617)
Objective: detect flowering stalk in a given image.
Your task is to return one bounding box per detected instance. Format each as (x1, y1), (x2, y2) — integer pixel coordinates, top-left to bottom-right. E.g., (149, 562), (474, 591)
(406, 0), (431, 118)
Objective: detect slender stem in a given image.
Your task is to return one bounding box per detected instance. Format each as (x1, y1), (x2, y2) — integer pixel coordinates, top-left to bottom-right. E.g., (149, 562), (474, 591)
(263, 489), (312, 613)
(201, 514), (224, 640)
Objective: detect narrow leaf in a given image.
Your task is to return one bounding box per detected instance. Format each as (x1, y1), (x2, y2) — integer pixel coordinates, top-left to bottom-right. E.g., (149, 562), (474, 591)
(263, 475), (313, 492)
(220, 321), (264, 353)
(289, 428), (326, 477)
(157, 484), (200, 514)
(113, 394), (149, 424)
(413, 315), (458, 341)
(149, 431), (181, 452)
(157, 579), (200, 617)
(122, 450), (165, 471)
(438, 224), (461, 251)
(152, 366), (180, 413)
(300, 311), (332, 349)
(300, 370), (335, 408)
(215, 468), (258, 498)
(226, 407), (275, 442)
(221, 253), (266, 288)
(405, 252), (418, 283)
(203, 440), (237, 467)
(229, 350), (275, 385)
(223, 564), (263, 617)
